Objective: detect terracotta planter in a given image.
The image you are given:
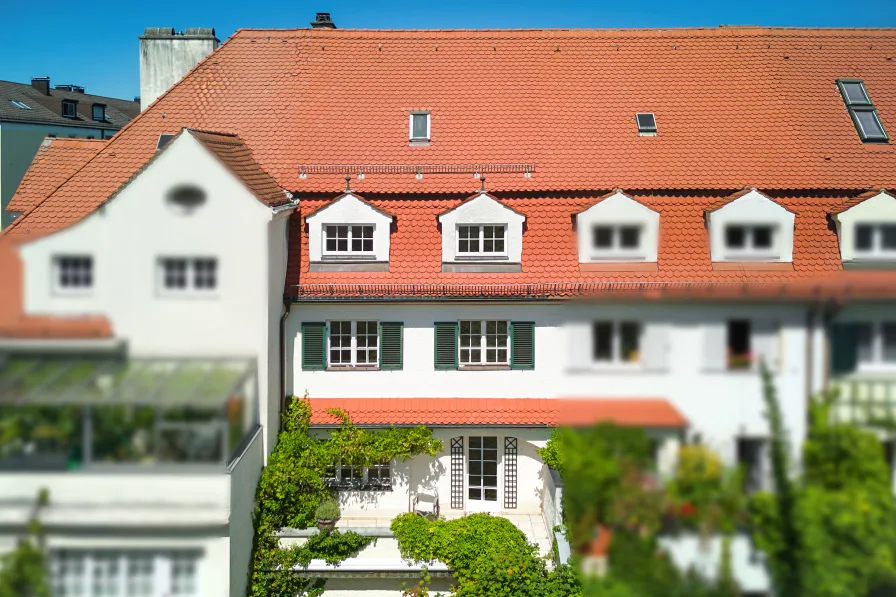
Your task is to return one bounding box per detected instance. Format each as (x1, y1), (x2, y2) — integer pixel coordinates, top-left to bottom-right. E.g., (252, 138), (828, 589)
(317, 519), (338, 531)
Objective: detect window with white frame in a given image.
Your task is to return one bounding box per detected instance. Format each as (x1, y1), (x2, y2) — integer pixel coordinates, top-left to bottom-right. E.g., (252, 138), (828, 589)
(857, 322), (896, 366)
(159, 257), (217, 293)
(323, 224), (375, 257)
(724, 224), (776, 259)
(324, 459), (392, 489)
(410, 112), (430, 141)
(855, 223), (896, 259)
(54, 256), (93, 292)
(328, 320), (379, 367)
(592, 321), (642, 364)
(51, 550), (200, 597)
(459, 320), (509, 365)
(457, 225), (507, 258)
(591, 224), (644, 259)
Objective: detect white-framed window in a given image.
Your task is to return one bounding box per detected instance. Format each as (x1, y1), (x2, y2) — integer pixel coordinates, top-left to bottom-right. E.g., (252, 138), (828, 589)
(62, 99), (77, 118)
(592, 321), (642, 364)
(328, 320), (379, 367)
(324, 459), (392, 489)
(323, 224), (375, 257)
(410, 112), (430, 141)
(857, 322), (896, 367)
(92, 103), (106, 122)
(855, 223), (896, 259)
(590, 224), (644, 260)
(54, 255), (93, 293)
(158, 257), (217, 293)
(456, 225), (507, 258)
(50, 550), (201, 597)
(723, 224), (777, 259)
(459, 320), (509, 365)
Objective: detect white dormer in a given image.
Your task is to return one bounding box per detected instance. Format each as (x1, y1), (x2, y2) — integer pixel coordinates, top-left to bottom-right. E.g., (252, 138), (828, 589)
(305, 192), (393, 271)
(437, 192), (525, 272)
(575, 192), (660, 263)
(832, 191), (896, 265)
(707, 190), (795, 263)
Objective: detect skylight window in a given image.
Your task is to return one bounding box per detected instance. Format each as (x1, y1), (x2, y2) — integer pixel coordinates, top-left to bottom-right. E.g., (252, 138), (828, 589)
(410, 112), (430, 142)
(837, 79), (888, 143)
(636, 113), (657, 135)
(9, 100), (31, 110)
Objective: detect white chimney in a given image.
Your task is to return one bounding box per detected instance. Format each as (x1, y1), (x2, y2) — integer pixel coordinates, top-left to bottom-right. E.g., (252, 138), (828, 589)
(139, 27), (219, 111)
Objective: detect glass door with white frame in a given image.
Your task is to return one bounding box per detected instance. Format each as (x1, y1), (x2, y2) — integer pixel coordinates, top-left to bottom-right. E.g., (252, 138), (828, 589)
(467, 436), (499, 512)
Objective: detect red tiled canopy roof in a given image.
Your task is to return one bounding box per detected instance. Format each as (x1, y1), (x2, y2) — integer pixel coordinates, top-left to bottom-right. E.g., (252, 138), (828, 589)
(308, 397), (688, 428)
(5, 26), (896, 241)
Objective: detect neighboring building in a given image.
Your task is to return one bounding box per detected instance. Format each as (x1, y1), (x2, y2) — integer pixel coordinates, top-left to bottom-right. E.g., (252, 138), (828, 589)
(0, 78), (140, 228)
(139, 28), (219, 111)
(2, 19), (896, 596)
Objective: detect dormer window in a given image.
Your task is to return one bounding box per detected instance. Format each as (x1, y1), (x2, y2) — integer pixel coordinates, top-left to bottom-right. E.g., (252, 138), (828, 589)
(855, 223), (896, 259)
(724, 224), (775, 259)
(410, 112), (430, 142)
(457, 225), (506, 258)
(324, 224), (375, 257)
(91, 103), (106, 122)
(591, 224), (643, 259)
(837, 79), (888, 143)
(61, 99), (77, 119)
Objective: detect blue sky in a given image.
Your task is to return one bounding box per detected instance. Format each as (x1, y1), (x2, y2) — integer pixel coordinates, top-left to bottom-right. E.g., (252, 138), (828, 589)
(2, 0), (895, 99)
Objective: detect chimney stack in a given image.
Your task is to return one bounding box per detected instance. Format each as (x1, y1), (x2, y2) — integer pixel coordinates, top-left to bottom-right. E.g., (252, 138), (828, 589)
(139, 27), (219, 111)
(31, 77), (50, 95)
(311, 13), (336, 29)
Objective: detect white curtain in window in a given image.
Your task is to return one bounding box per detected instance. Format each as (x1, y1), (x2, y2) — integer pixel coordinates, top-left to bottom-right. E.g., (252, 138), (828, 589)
(567, 321), (592, 370)
(642, 323), (670, 372)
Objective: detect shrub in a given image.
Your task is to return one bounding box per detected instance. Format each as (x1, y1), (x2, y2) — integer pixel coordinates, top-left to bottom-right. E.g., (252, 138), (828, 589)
(314, 497), (340, 521)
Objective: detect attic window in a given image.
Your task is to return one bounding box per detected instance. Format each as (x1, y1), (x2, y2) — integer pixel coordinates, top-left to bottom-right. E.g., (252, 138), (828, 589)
(166, 185), (207, 214)
(92, 103), (106, 122)
(837, 79), (888, 142)
(724, 224), (776, 259)
(410, 112), (430, 142)
(61, 99), (77, 119)
(636, 113), (657, 135)
(9, 100), (31, 110)
(156, 134), (175, 152)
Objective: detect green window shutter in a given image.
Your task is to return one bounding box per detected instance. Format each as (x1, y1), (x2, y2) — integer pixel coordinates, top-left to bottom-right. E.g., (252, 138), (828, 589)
(510, 321), (535, 370)
(434, 322), (458, 370)
(302, 322), (327, 370)
(831, 323), (859, 376)
(380, 322), (403, 370)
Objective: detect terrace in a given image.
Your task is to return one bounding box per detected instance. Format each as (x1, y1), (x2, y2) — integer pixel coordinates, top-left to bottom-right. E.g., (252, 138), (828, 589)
(0, 355), (258, 470)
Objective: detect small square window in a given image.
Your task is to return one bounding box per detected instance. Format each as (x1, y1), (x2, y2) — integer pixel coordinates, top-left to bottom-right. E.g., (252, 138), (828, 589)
(854, 224), (896, 258)
(55, 256), (93, 292)
(856, 224), (874, 251)
(62, 100), (77, 119)
(590, 224), (644, 259)
(593, 226), (613, 249)
(619, 226), (641, 249)
(91, 104), (105, 121)
(410, 112), (430, 141)
(753, 226), (773, 249)
(725, 226), (746, 249)
(459, 320), (508, 365)
(457, 224), (506, 258)
(636, 113), (657, 134)
(724, 225), (777, 259)
(323, 224), (374, 257)
(160, 257), (217, 293)
(592, 321), (641, 364)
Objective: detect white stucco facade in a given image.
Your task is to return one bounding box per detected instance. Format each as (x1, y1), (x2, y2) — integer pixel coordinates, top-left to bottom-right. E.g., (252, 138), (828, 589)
(305, 193), (393, 263)
(833, 191), (896, 263)
(575, 192), (661, 262)
(438, 192), (526, 264)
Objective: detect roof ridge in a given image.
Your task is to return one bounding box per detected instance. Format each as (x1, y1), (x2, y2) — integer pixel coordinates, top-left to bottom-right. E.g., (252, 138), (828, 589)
(236, 26), (896, 34)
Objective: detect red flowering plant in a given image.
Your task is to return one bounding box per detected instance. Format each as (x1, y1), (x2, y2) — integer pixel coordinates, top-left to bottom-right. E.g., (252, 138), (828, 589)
(727, 350), (754, 370)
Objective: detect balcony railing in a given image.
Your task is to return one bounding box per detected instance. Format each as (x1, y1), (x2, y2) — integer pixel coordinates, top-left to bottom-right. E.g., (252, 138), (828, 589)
(0, 357), (257, 470)
(828, 375), (896, 426)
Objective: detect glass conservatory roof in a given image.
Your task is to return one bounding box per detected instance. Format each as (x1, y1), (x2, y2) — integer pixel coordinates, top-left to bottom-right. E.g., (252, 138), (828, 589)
(0, 357), (255, 406)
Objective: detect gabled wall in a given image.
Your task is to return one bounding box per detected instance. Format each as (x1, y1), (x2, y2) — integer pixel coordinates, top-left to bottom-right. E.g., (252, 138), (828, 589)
(707, 190), (795, 262)
(834, 192), (896, 262)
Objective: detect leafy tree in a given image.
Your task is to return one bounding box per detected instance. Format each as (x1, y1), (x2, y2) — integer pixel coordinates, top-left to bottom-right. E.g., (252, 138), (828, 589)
(0, 489), (49, 597)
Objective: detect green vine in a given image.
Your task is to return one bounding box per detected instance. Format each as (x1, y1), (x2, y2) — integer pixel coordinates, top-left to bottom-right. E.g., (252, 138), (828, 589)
(247, 395), (442, 597)
(0, 489), (49, 597)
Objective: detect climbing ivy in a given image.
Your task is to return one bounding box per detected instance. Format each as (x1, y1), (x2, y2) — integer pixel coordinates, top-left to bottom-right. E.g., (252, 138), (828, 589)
(0, 489), (49, 597)
(247, 395), (442, 597)
(390, 512), (582, 597)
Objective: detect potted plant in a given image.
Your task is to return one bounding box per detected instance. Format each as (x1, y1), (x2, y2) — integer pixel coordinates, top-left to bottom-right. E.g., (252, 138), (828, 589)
(315, 497), (340, 531)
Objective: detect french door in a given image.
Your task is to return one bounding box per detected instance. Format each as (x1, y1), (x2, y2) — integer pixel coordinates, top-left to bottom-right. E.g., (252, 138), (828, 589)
(467, 436), (499, 512)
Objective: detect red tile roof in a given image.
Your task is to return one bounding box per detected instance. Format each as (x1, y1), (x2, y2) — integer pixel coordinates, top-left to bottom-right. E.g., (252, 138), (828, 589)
(6, 138), (106, 214)
(309, 397), (688, 428)
(5, 27), (896, 241)
(189, 129), (290, 207)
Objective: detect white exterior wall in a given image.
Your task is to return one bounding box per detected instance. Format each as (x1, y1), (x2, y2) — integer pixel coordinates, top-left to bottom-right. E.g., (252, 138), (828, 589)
(289, 301), (811, 463)
(576, 192), (660, 262)
(305, 193), (392, 263)
(18, 131), (288, 455)
(708, 190), (795, 262)
(229, 428), (264, 597)
(834, 192), (896, 262)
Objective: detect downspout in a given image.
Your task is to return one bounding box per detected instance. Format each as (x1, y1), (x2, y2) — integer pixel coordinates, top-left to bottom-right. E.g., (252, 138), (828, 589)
(279, 299), (292, 430)
(805, 303), (817, 429)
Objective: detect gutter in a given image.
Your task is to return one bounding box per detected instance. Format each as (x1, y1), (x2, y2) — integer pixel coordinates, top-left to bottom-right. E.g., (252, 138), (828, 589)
(279, 300), (292, 428)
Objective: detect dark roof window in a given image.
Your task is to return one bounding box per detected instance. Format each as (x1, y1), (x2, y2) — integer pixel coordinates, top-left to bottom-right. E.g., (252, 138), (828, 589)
(9, 100), (31, 110)
(837, 79), (888, 143)
(156, 134), (175, 151)
(91, 103), (106, 122)
(61, 99), (78, 119)
(636, 113), (657, 135)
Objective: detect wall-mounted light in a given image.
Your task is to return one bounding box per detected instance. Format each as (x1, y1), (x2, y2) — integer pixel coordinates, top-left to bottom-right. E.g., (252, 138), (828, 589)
(299, 167), (307, 180)
(357, 168), (365, 180)
(523, 168), (531, 179)
(473, 171), (481, 180)
(415, 168), (423, 180)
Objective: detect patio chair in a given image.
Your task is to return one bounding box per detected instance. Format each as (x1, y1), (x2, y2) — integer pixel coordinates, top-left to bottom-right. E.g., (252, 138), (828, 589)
(412, 486), (440, 519)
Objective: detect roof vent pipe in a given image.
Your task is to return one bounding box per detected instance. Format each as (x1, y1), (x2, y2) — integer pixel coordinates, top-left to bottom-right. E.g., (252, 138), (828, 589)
(311, 13), (337, 29)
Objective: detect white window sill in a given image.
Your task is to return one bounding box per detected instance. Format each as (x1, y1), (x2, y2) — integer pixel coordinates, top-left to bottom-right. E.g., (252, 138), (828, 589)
(321, 254), (378, 261)
(326, 365), (380, 371)
(718, 255), (782, 262)
(855, 363), (896, 375)
(454, 255), (509, 261)
(458, 364), (511, 371)
(156, 290), (218, 299)
(570, 362), (645, 373)
(52, 288), (93, 297)
(588, 254), (646, 261)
